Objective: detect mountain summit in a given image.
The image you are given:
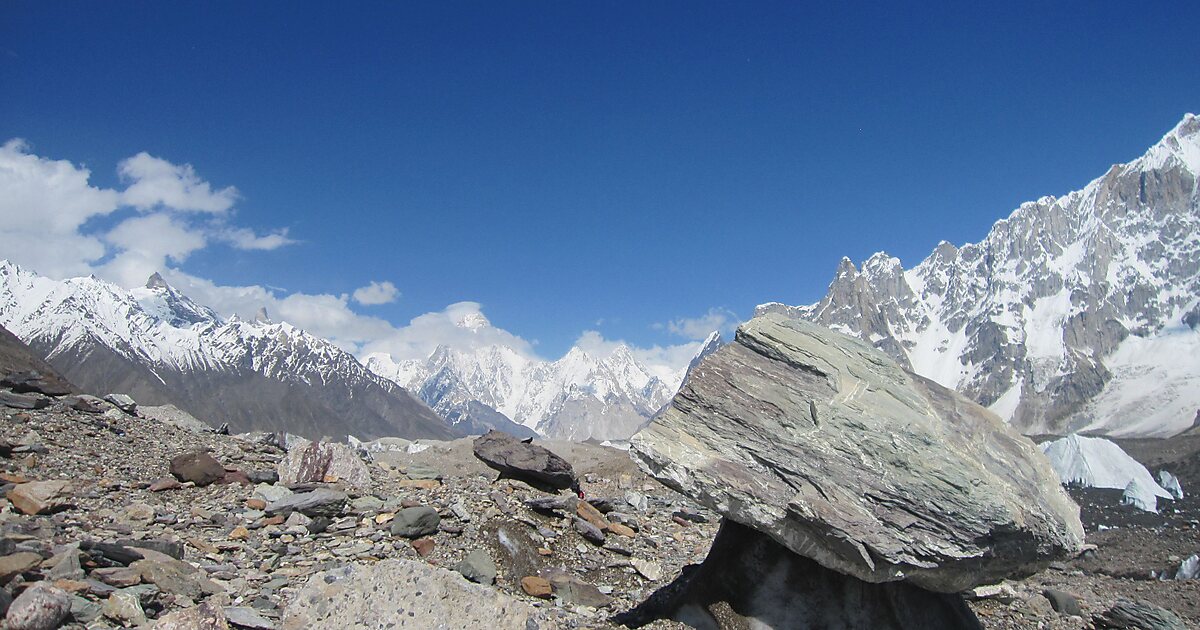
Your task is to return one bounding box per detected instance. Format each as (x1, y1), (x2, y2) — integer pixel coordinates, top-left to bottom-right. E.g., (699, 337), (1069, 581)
(0, 262), (455, 440)
(758, 114), (1200, 437)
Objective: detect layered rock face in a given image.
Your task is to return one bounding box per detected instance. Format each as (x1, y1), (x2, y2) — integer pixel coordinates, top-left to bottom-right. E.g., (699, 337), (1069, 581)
(759, 114), (1200, 437)
(631, 315), (1084, 602)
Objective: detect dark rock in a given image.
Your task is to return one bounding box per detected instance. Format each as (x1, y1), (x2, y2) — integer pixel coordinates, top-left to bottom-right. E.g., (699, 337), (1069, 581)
(5, 582), (71, 630)
(66, 395), (105, 413)
(264, 489), (347, 518)
(671, 509), (708, 524)
(0, 371), (71, 396)
(454, 549), (497, 585)
(170, 450), (227, 487)
(1095, 599), (1188, 630)
(0, 390), (49, 410)
(1042, 588), (1083, 617)
(307, 516), (332, 534)
(525, 495), (577, 515)
(120, 538), (185, 561)
(246, 469), (279, 484)
(573, 517), (606, 545)
(390, 507), (440, 538)
(586, 497), (620, 513)
(616, 519), (981, 629)
(494, 522), (543, 580)
(472, 430), (578, 491)
(81, 542), (144, 566)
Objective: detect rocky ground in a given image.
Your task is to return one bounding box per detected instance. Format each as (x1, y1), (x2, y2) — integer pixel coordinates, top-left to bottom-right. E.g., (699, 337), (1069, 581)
(0, 393), (1196, 629)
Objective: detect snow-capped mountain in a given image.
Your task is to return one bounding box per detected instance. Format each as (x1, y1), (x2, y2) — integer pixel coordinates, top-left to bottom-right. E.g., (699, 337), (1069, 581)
(364, 314), (698, 441)
(758, 114), (1200, 437)
(0, 261), (456, 440)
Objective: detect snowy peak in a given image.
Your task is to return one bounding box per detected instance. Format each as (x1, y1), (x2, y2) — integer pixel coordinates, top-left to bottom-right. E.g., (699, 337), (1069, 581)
(758, 115), (1200, 437)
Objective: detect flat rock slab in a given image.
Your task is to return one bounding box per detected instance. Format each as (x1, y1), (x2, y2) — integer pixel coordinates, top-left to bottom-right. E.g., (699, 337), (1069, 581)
(631, 315), (1084, 593)
(282, 559), (549, 630)
(472, 430), (577, 491)
(265, 489), (347, 518)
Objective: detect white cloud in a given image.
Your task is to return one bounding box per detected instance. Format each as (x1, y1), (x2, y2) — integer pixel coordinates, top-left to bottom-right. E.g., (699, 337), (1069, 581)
(217, 226), (297, 251)
(119, 152), (238, 213)
(659, 307), (740, 340)
(352, 280), (400, 306)
(101, 214), (209, 287)
(0, 139), (120, 277)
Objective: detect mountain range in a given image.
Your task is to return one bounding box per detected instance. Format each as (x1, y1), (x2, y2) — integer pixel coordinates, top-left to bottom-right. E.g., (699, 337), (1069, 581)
(363, 326), (722, 441)
(0, 262), (456, 440)
(758, 113), (1200, 438)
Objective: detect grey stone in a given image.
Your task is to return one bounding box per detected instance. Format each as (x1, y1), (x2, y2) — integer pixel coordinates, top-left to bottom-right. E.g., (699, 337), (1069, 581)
(102, 590), (146, 626)
(154, 601), (230, 629)
(225, 605), (275, 628)
(573, 517), (605, 545)
(454, 549), (496, 585)
(5, 582), (71, 630)
(281, 559), (547, 629)
(264, 489), (347, 518)
(389, 506), (440, 538)
(1095, 599), (1188, 629)
(68, 596), (102, 623)
(524, 495), (577, 514)
(630, 315), (1085, 593)
(252, 483), (292, 504)
(1042, 588), (1082, 616)
(0, 390), (50, 410)
(0, 371), (71, 396)
(405, 463), (442, 480)
(538, 567), (613, 608)
(472, 430), (578, 491)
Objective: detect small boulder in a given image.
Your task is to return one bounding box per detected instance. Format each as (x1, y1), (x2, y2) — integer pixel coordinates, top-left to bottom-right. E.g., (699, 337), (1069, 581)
(7, 480), (73, 515)
(520, 576), (553, 599)
(5, 582), (71, 630)
(1042, 589), (1082, 617)
(103, 393), (138, 413)
(472, 430), (578, 491)
(454, 549), (497, 585)
(277, 439), (371, 490)
(102, 591), (146, 626)
(390, 507), (440, 538)
(0, 552), (43, 585)
(0, 371), (71, 397)
(573, 517), (605, 545)
(264, 489), (348, 518)
(170, 450), (226, 487)
(0, 390), (49, 410)
(1095, 599), (1188, 630)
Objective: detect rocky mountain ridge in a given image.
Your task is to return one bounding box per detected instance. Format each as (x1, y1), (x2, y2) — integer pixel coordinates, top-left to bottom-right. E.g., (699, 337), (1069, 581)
(0, 261), (455, 441)
(759, 113), (1200, 437)
(364, 321), (704, 442)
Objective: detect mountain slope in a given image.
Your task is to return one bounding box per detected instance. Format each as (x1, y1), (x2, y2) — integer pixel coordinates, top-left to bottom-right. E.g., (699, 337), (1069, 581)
(0, 262), (457, 440)
(758, 114), (1200, 437)
(364, 317), (689, 441)
(0, 322), (76, 394)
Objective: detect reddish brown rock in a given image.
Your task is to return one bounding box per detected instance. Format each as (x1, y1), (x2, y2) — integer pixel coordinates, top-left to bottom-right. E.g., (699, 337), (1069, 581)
(6, 480), (73, 515)
(520, 576), (553, 599)
(411, 538), (435, 558)
(246, 498), (267, 510)
(576, 500), (609, 532)
(0, 552), (42, 585)
(149, 477), (182, 492)
(169, 451), (226, 487)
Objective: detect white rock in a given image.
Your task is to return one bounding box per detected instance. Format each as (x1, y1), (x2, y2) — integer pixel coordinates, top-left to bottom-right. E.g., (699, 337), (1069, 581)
(1121, 478), (1158, 513)
(1159, 470), (1185, 499)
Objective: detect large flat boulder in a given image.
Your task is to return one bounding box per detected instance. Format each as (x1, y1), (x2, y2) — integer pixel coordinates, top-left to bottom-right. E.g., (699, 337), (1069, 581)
(472, 430), (578, 491)
(630, 315), (1084, 593)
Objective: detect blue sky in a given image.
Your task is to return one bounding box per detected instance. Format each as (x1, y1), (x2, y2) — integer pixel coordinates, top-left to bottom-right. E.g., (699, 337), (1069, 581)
(2, 2), (1198, 367)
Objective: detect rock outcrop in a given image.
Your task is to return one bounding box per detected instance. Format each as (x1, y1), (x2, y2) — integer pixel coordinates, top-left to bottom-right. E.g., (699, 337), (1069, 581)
(631, 315), (1085, 595)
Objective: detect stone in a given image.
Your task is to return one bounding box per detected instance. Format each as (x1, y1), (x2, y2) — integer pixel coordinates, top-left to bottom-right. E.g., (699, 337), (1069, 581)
(0, 371), (71, 396)
(538, 567), (613, 608)
(631, 558), (663, 581)
(154, 601), (230, 629)
(524, 494), (577, 514)
(5, 582), (71, 630)
(104, 393), (138, 413)
(150, 476), (183, 492)
(0, 552), (42, 584)
(92, 566), (143, 587)
(277, 439), (371, 490)
(397, 478), (440, 490)
(282, 560), (547, 629)
(68, 395), (106, 413)
(1042, 588), (1083, 616)
(124, 502), (156, 523)
(224, 606), (274, 629)
(454, 549), (497, 585)
(410, 538), (434, 557)
(630, 315), (1085, 593)
(472, 430), (578, 491)
(576, 500), (609, 531)
(573, 517), (605, 545)
(69, 595), (102, 623)
(608, 522), (636, 538)
(170, 450), (227, 487)
(7, 480), (73, 515)
(264, 489), (347, 518)
(133, 558), (217, 600)
(121, 538), (186, 560)
(967, 583), (1019, 603)
(1095, 599), (1188, 630)
(389, 506), (440, 538)
(103, 590), (147, 626)
(253, 483), (292, 504)
(0, 390), (50, 410)
(405, 463), (443, 480)
(615, 520), (980, 629)
(494, 522), (544, 581)
(246, 498), (266, 510)
(520, 576), (553, 599)
(229, 526), (250, 540)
